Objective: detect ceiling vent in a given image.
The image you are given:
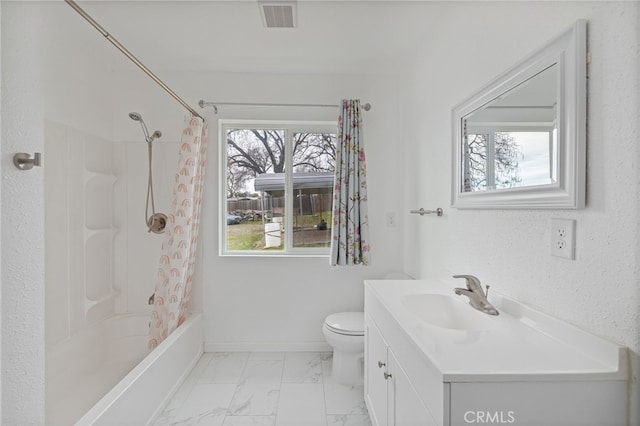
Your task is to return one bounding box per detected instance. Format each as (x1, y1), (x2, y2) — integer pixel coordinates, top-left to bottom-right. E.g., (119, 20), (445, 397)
(259, 1), (297, 29)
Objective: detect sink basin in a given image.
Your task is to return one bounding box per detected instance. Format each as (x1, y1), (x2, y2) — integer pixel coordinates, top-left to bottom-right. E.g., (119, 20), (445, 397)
(401, 294), (499, 330)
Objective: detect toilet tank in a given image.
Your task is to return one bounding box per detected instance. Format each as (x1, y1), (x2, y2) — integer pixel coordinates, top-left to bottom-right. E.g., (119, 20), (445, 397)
(383, 272), (413, 280)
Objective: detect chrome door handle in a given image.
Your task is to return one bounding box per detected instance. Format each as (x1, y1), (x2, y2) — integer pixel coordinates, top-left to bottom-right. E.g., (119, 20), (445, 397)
(378, 361), (386, 368)
(384, 372), (392, 380)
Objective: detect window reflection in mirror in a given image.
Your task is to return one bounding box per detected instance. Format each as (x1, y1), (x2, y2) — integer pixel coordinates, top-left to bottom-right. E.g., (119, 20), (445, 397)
(461, 64), (558, 193)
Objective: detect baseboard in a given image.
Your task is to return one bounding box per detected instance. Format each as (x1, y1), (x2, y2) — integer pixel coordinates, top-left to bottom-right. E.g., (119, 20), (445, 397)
(205, 341), (332, 353)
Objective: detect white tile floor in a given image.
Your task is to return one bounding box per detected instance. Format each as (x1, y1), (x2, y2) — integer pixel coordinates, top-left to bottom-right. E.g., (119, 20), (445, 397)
(153, 352), (372, 426)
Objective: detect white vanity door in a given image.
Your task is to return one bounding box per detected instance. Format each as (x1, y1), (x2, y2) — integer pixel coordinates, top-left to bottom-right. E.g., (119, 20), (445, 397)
(365, 317), (390, 426)
(388, 348), (437, 426)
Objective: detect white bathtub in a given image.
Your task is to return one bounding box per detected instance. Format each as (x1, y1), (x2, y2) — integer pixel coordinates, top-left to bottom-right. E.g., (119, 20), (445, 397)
(46, 313), (203, 425)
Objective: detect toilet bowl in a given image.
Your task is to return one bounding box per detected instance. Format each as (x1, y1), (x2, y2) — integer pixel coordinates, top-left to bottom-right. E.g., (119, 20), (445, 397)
(322, 312), (365, 386)
(323, 273), (412, 385)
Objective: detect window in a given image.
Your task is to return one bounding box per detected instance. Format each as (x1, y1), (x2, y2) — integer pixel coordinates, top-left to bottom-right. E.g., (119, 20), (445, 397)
(220, 120), (337, 256)
(463, 126), (556, 192)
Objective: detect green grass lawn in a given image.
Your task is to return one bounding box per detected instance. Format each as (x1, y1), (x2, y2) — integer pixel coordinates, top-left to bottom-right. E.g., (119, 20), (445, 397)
(227, 222), (275, 250)
(227, 213), (331, 251)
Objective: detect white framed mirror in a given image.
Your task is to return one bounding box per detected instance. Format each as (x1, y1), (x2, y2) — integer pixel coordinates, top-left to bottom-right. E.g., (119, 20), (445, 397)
(452, 20), (587, 209)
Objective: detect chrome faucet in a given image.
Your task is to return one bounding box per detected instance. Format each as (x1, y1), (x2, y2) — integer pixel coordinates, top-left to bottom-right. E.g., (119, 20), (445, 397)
(453, 275), (499, 316)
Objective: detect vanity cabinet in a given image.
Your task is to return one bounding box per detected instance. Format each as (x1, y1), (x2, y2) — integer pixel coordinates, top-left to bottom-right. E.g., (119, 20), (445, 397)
(365, 316), (436, 426)
(364, 279), (628, 426)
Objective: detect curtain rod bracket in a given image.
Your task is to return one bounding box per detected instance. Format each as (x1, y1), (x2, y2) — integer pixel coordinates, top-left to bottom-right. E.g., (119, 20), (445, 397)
(198, 99), (217, 114)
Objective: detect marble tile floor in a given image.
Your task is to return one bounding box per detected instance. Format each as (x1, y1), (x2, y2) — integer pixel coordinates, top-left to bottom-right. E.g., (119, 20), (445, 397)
(153, 352), (372, 426)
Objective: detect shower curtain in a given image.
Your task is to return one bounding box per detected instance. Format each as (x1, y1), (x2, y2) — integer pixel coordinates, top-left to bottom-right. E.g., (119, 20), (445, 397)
(330, 99), (371, 266)
(149, 116), (208, 349)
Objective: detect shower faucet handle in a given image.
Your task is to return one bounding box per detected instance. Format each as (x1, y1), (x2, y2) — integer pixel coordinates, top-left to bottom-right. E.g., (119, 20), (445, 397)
(13, 152), (42, 170)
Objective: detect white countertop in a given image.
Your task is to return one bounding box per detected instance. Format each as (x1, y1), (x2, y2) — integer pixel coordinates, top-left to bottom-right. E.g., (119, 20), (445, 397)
(364, 279), (628, 382)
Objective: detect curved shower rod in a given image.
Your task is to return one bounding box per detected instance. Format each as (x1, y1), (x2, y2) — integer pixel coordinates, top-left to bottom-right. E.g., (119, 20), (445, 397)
(65, 0), (204, 121)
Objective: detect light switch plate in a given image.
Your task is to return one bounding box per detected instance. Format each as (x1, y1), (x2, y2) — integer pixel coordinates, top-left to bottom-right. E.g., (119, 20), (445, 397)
(385, 211), (396, 228)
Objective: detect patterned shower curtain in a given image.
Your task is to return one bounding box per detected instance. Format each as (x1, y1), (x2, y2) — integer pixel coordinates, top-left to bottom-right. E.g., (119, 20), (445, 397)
(330, 99), (371, 266)
(149, 116), (208, 349)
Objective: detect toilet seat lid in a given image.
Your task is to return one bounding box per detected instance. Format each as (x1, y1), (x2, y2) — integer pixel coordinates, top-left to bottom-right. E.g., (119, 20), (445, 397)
(325, 312), (364, 336)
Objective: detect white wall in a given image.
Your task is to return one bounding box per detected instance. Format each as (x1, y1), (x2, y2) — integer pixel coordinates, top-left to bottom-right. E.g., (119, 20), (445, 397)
(402, 2), (639, 422)
(112, 69), (407, 350)
(1, 2), (45, 423)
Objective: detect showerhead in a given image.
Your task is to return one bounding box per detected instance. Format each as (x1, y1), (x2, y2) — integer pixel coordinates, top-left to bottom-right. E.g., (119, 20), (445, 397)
(129, 112), (143, 121)
(129, 111), (158, 143)
(129, 112), (162, 142)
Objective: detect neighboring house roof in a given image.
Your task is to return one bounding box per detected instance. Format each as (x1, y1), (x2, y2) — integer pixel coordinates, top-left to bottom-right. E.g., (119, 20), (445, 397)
(254, 172), (334, 192)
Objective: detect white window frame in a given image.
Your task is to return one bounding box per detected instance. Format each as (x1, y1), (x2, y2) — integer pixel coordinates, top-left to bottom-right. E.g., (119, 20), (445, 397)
(465, 124), (556, 192)
(219, 119), (337, 257)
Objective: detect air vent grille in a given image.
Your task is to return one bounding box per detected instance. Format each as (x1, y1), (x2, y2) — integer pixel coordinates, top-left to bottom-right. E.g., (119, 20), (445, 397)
(259, 1), (297, 28)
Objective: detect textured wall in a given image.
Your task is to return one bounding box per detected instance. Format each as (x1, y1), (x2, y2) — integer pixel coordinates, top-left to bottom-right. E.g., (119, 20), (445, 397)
(402, 2), (639, 422)
(1, 2), (45, 423)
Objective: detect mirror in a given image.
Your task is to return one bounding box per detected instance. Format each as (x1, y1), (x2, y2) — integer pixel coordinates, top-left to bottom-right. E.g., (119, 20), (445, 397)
(452, 20), (586, 209)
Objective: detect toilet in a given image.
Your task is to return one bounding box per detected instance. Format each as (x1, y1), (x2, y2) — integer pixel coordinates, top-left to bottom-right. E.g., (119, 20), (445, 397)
(323, 272), (413, 385)
(322, 311), (365, 385)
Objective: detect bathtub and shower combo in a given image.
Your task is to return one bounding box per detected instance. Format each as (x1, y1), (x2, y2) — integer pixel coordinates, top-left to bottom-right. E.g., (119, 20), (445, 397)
(43, 3), (211, 424)
(44, 111), (205, 425)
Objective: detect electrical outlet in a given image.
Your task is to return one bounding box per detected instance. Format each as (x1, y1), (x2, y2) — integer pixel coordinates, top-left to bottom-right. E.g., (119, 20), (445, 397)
(550, 218), (576, 260)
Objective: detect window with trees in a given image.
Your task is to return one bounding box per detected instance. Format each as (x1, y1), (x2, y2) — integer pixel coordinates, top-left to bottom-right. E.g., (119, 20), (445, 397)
(220, 120), (337, 256)
(463, 126), (556, 192)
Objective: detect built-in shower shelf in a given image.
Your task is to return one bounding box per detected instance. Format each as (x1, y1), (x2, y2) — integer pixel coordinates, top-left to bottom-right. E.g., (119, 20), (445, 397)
(84, 169), (117, 177)
(82, 148), (118, 322)
(84, 137), (113, 175)
(84, 231), (115, 306)
(85, 174), (117, 230)
(84, 290), (119, 317)
(82, 172), (117, 186)
(84, 226), (117, 234)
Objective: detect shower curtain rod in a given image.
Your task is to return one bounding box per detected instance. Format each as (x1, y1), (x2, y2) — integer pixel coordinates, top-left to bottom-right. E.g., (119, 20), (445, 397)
(198, 100), (372, 115)
(65, 0), (204, 121)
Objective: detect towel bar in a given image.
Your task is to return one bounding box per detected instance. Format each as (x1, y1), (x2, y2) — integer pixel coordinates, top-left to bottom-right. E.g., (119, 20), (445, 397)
(410, 208), (443, 217)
